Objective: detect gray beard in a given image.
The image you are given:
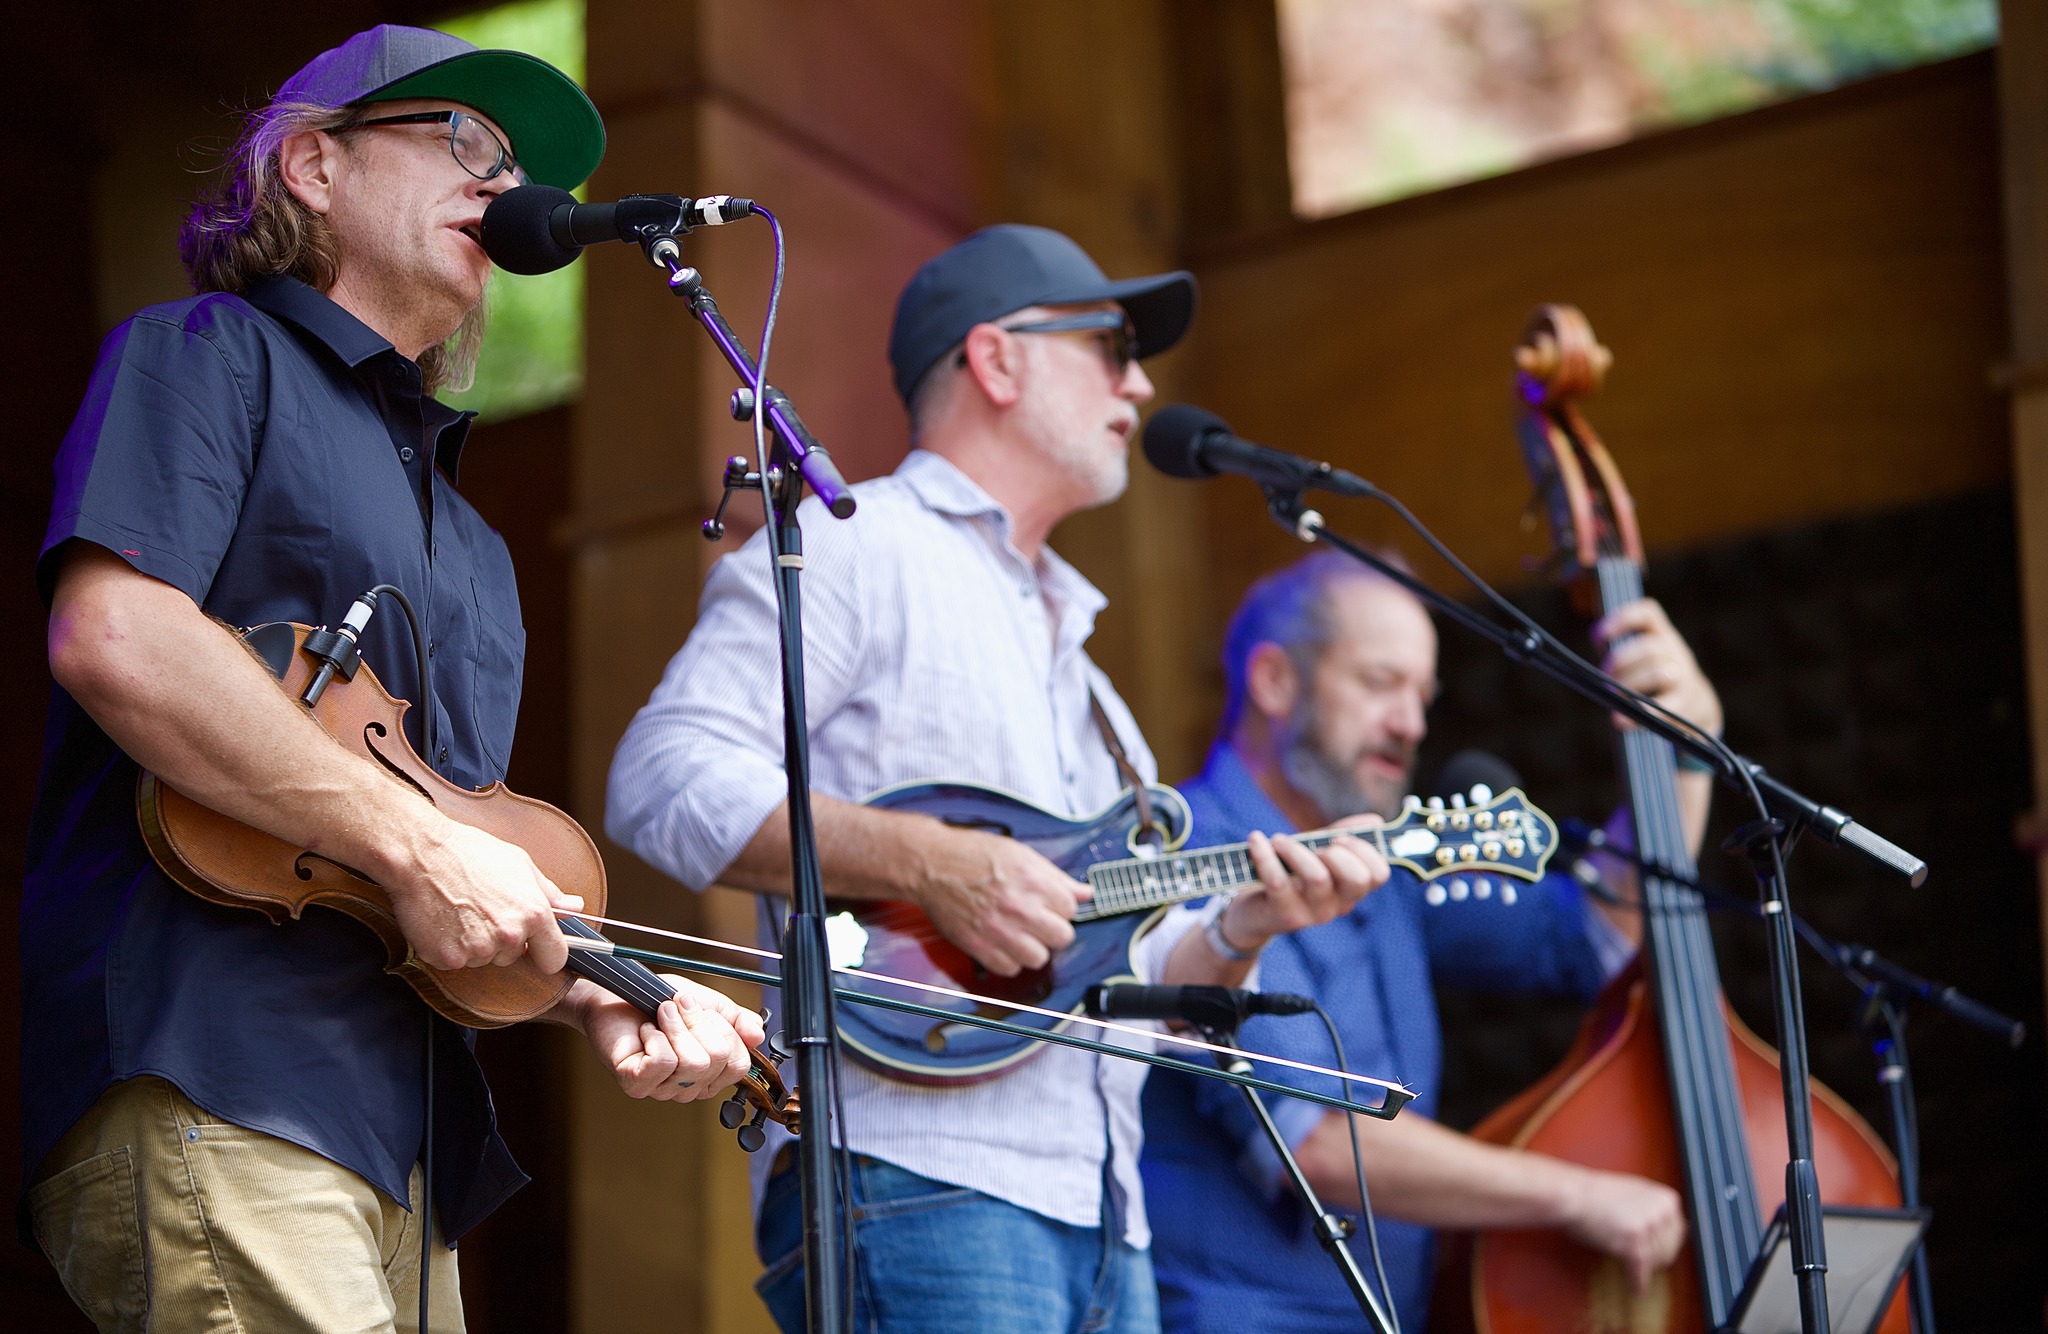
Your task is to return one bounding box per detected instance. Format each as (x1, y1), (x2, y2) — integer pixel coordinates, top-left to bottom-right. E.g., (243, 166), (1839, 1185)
(1277, 694), (1410, 824)
(1278, 708), (1373, 825)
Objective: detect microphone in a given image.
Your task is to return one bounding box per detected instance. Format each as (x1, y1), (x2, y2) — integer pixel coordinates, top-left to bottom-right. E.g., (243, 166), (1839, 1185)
(1141, 404), (1372, 496)
(480, 184), (757, 275)
(1839, 945), (2027, 1048)
(1084, 983), (1316, 1033)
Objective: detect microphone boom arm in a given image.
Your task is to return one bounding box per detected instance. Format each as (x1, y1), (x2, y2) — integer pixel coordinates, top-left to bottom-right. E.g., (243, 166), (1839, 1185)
(650, 243), (856, 519)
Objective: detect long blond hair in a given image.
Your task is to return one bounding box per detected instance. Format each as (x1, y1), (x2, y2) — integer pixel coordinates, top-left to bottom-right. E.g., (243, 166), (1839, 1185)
(179, 99), (483, 394)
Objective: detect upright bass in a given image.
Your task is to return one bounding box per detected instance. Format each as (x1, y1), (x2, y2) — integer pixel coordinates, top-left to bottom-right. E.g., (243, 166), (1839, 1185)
(1443, 307), (1908, 1332)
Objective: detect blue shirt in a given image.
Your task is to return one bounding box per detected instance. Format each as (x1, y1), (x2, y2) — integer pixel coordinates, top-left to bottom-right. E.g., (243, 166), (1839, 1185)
(1140, 744), (1620, 1333)
(23, 277), (528, 1240)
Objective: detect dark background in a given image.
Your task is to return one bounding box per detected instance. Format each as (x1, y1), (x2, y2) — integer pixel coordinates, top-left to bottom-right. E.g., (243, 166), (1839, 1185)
(1423, 486), (2045, 1327)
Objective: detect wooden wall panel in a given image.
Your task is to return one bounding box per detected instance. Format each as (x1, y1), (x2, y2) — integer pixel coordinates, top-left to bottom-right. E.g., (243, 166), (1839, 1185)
(700, 0), (996, 236)
(1185, 56), (2008, 748)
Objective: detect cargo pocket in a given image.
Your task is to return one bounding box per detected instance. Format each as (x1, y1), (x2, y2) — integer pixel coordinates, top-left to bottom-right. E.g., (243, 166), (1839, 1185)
(28, 1146), (147, 1332)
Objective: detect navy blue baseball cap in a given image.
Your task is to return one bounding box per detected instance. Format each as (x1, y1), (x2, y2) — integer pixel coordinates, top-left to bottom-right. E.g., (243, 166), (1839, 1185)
(889, 225), (1196, 404)
(277, 24), (604, 192)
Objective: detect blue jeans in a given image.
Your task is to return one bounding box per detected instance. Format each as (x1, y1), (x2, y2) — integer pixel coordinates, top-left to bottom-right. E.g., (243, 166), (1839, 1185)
(755, 1154), (1160, 1334)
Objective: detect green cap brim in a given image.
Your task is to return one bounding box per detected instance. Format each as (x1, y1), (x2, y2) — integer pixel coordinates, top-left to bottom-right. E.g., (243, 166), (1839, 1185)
(365, 49), (604, 192)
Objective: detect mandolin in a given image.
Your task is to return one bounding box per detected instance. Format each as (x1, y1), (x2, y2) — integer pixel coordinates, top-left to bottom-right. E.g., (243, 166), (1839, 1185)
(827, 777), (1558, 1085)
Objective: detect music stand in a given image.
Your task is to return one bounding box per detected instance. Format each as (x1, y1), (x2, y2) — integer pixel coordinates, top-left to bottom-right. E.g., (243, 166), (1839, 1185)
(1726, 1206), (1928, 1334)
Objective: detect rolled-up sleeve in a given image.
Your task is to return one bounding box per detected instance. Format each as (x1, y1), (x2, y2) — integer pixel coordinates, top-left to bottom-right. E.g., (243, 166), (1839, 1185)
(607, 508), (869, 890)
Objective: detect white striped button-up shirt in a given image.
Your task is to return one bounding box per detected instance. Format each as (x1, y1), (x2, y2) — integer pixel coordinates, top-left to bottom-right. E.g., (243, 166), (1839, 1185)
(607, 448), (1191, 1246)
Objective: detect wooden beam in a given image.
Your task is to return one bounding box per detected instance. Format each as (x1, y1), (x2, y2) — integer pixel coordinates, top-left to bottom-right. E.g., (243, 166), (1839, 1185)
(1997, 0), (2048, 1044)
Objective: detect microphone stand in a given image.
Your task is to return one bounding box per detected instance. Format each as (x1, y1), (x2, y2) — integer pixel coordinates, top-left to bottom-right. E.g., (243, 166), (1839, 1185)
(1815, 941), (2017, 1334)
(643, 234), (854, 1333)
(1203, 1023), (1397, 1334)
(1251, 477), (1927, 1334)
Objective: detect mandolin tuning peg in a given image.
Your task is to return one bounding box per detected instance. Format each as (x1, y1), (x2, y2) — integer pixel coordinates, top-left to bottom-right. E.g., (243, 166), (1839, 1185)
(719, 1092), (749, 1131)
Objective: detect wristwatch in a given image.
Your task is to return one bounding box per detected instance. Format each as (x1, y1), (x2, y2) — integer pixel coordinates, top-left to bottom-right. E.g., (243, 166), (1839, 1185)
(1204, 911), (1263, 963)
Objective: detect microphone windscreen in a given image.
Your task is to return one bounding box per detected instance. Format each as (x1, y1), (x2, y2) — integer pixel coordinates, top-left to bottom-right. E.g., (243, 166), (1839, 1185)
(1428, 748), (1523, 802)
(480, 184), (580, 275)
(1142, 403), (1233, 479)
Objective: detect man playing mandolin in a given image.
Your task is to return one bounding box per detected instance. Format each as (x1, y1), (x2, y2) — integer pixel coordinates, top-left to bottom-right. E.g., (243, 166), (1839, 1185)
(24, 26), (761, 1332)
(1143, 551), (1714, 1331)
(608, 225), (1390, 1334)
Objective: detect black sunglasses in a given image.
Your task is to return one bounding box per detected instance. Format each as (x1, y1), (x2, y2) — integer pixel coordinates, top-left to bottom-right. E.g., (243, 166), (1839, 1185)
(955, 310), (1139, 376)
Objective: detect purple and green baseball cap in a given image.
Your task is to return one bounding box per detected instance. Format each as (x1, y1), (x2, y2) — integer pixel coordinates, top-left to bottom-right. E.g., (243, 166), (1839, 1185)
(277, 24), (604, 192)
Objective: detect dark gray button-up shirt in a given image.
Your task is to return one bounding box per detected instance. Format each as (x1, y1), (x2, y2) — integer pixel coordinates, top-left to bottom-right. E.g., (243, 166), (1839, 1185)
(23, 276), (528, 1239)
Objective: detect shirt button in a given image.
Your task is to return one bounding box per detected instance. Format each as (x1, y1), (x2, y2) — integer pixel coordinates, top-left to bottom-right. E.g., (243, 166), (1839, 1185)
(438, 746), (450, 764)
(428, 641), (437, 658)
(400, 447), (416, 462)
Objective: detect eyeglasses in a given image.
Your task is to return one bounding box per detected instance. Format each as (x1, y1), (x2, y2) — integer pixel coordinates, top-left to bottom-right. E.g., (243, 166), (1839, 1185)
(956, 310), (1139, 377)
(340, 109), (527, 186)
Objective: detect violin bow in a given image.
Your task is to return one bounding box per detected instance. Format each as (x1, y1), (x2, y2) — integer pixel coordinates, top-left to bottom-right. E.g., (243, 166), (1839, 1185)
(560, 910), (1414, 1121)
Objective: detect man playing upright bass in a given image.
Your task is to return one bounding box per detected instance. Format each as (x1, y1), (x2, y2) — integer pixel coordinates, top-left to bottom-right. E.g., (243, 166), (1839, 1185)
(1143, 551), (1715, 1330)
(24, 26), (760, 1332)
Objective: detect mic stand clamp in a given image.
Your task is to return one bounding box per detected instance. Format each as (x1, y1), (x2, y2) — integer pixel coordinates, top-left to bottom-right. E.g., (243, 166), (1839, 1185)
(1203, 1024), (1397, 1334)
(703, 455), (765, 542)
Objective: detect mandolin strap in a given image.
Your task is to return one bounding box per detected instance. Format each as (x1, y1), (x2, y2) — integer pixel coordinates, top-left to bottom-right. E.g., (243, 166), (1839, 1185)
(1089, 690), (1160, 850)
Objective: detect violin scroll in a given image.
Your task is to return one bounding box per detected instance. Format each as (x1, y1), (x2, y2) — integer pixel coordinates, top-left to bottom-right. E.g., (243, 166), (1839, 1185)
(722, 1034), (802, 1150)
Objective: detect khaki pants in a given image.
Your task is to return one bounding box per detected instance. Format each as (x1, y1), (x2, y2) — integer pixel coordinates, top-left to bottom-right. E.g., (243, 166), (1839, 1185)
(28, 1076), (465, 1334)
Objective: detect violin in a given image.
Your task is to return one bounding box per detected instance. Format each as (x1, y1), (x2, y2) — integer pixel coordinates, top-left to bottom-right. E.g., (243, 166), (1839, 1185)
(135, 619), (798, 1147)
(1438, 307), (1905, 1331)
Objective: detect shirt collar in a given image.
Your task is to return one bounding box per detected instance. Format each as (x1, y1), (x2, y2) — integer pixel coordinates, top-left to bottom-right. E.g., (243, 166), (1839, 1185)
(893, 449), (1109, 623)
(895, 448), (1006, 520)
(1194, 741), (1300, 836)
(243, 275), (394, 369)
(243, 275), (476, 482)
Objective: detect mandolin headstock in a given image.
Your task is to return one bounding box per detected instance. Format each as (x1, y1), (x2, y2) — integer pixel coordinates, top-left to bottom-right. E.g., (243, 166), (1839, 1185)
(1377, 785), (1559, 891)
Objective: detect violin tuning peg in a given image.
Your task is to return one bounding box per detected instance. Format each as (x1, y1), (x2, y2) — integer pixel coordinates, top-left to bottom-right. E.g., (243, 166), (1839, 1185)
(763, 1032), (791, 1064)
(719, 1093), (749, 1131)
(737, 1122), (767, 1153)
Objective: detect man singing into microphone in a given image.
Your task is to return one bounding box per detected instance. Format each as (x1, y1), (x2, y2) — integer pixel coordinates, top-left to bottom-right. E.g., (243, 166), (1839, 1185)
(1142, 551), (1720, 1331)
(608, 225), (1390, 1334)
(24, 26), (760, 1331)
